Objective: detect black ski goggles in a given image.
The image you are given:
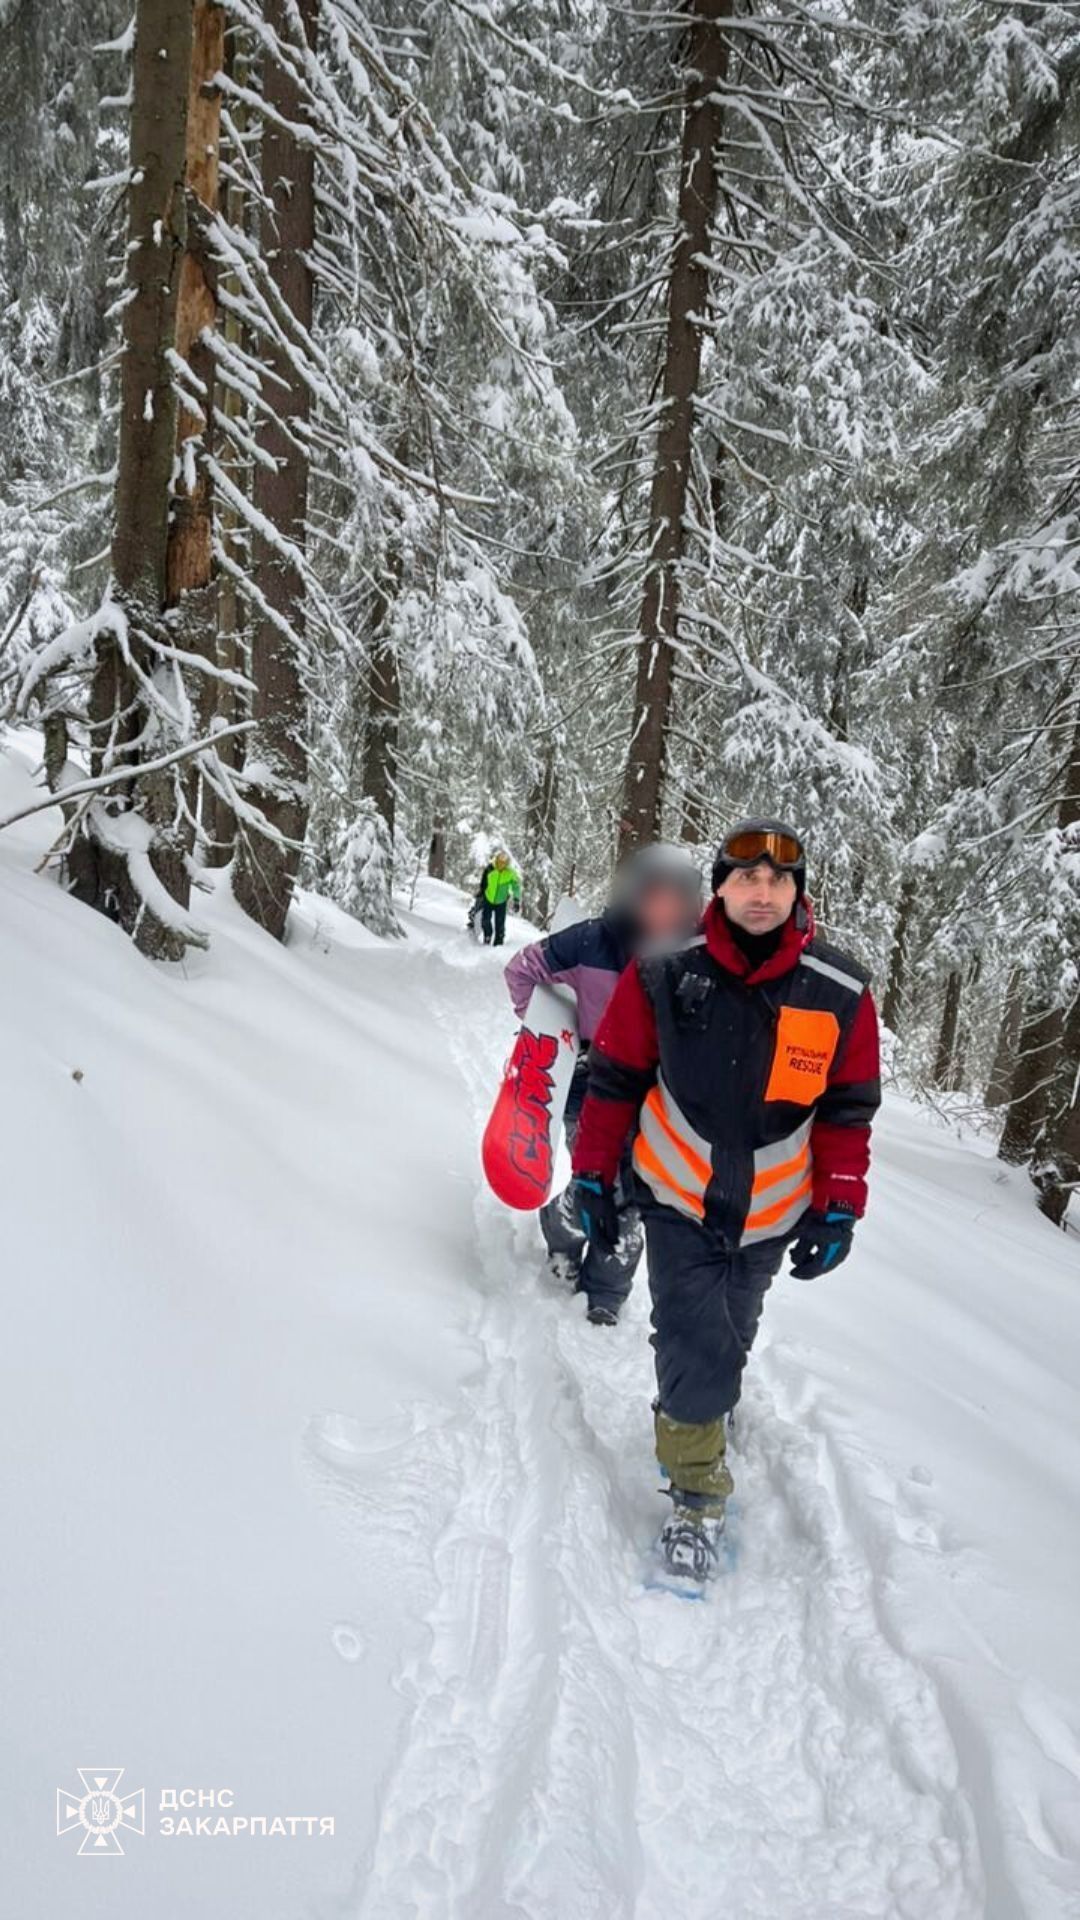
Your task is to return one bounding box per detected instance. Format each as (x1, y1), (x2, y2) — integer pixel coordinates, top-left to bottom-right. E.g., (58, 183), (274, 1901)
(721, 827), (804, 871)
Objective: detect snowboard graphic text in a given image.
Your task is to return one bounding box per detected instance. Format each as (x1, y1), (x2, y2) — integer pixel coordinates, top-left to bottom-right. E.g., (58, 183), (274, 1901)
(507, 1030), (559, 1193)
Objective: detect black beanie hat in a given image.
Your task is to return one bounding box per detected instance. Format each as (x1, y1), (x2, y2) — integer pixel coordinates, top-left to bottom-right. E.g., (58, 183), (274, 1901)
(711, 818), (807, 897)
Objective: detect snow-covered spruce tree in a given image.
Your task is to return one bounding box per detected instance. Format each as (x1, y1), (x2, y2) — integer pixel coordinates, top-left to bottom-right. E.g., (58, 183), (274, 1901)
(268, 2), (577, 914)
(564, 3), (924, 964)
(430, 1), (930, 920)
(325, 796), (398, 937)
(0, 0), (129, 729)
(368, 0), (655, 906)
(874, 4), (1080, 1211)
(5, 0), (572, 946)
(191, 0), (572, 937)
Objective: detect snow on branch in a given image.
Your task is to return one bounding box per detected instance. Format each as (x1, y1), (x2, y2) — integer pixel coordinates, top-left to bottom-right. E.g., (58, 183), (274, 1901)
(0, 721), (255, 835)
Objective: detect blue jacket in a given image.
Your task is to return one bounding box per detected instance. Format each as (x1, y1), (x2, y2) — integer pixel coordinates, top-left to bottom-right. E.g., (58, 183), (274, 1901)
(504, 912), (633, 1043)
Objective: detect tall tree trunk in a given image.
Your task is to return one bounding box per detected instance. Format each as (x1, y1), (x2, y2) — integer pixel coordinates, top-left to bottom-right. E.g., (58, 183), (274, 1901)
(168, 1), (224, 856)
(525, 742), (559, 924)
(881, 874), (916, 1034)
(1000, 711), (1080, 1184)
(1033, 991), (1080, 1228)
(111, 0), (192, 611)
(618, 0), (732, 855)
(166, 0), (222, 611)
(999, 1003), (1063, 1166)
(427, 815), (447, 881)
(72, 0), (195, 959)
(1029, 711), (1080, 1221)
(986, 968), (1024, 1107)
(205, 29), (249, 866)
(233, 0), (317, 940)
(932, 971), (963, 1091)
(361, 568), (403, 839)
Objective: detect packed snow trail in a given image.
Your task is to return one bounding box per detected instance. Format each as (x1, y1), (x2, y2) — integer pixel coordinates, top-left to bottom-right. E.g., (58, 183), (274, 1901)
(319, 903), (985, 1920)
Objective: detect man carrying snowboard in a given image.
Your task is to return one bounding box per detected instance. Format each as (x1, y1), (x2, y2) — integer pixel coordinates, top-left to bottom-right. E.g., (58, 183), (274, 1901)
(570, 820), (880, 1587)
(504, 844), (702, 1325)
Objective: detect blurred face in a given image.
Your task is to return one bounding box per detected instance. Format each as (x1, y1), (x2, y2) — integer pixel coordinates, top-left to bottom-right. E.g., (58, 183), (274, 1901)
(637, 881), (699, 943)
(717, 862), (797, 933)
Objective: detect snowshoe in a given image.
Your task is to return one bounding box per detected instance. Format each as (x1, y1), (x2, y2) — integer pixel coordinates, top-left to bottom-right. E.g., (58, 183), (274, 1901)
(647, 1505), (727, 1599)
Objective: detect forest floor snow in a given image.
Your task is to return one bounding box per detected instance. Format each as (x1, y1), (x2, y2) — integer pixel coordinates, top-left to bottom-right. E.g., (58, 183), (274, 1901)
(2, 732), (1079, 1920)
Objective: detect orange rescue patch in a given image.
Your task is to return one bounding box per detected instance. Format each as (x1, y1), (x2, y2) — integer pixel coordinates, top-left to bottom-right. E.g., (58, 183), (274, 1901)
(765, 1004), (840, 1105)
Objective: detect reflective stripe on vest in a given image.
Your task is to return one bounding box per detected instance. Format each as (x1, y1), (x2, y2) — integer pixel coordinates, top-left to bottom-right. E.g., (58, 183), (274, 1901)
(741, 1118), (813, 1244)
(634, 1091), (814, 1241)
(632, 1078), (711, 1221)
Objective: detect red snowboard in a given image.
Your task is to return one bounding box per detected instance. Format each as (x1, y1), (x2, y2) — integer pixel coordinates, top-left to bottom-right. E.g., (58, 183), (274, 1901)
(482, 981), (581, 1210)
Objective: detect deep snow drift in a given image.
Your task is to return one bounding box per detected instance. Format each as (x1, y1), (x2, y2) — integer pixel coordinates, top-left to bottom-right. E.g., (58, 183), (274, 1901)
(2, 733), (1079, 1920)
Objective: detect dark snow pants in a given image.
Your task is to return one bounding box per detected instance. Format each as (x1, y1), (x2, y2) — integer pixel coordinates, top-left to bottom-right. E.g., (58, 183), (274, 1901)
(481, 899), (507, 946)
(640, 1202), (786, 1425)
(540, 1056), (643, 1312)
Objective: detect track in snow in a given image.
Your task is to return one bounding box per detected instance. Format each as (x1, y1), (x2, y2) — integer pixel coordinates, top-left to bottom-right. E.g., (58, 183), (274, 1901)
(312, 924), (986, 1920)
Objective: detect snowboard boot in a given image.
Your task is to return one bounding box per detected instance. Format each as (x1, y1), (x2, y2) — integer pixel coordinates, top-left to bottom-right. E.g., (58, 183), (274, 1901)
(654, 1502), (727, 1590)
(586, 1302), (619, 1327)
(547, 1250), (581, 1290)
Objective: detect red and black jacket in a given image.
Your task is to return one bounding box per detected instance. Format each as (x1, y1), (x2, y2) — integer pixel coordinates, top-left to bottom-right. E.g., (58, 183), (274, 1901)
(572, 900), (880, 1245)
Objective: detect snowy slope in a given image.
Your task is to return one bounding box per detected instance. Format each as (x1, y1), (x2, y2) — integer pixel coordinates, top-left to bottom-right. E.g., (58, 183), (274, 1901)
(2, 733), (1079, 1920)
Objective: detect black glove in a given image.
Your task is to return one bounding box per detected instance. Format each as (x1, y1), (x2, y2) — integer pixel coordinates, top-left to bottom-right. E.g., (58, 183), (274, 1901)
(789, 1207), (855, 1281)
(573, 1173), (619, 1250)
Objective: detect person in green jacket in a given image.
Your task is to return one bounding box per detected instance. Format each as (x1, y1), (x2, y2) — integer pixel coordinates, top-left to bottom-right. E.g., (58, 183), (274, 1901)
(481, 850), (522, 947)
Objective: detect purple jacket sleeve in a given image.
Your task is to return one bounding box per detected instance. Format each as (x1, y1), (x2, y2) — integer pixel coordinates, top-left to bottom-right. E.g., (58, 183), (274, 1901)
(504, 940), (554, 1018)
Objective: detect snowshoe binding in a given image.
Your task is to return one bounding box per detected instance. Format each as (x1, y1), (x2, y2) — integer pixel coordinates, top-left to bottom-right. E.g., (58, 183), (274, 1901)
(648, 1503), (727, 1599)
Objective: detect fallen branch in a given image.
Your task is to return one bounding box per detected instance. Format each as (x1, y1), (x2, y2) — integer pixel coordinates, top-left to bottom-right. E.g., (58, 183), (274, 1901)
(0, 720), (256, 834)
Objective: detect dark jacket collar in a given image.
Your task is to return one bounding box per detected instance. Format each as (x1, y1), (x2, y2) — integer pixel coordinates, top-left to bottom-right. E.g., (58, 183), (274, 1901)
(702, 898), (814, 985)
